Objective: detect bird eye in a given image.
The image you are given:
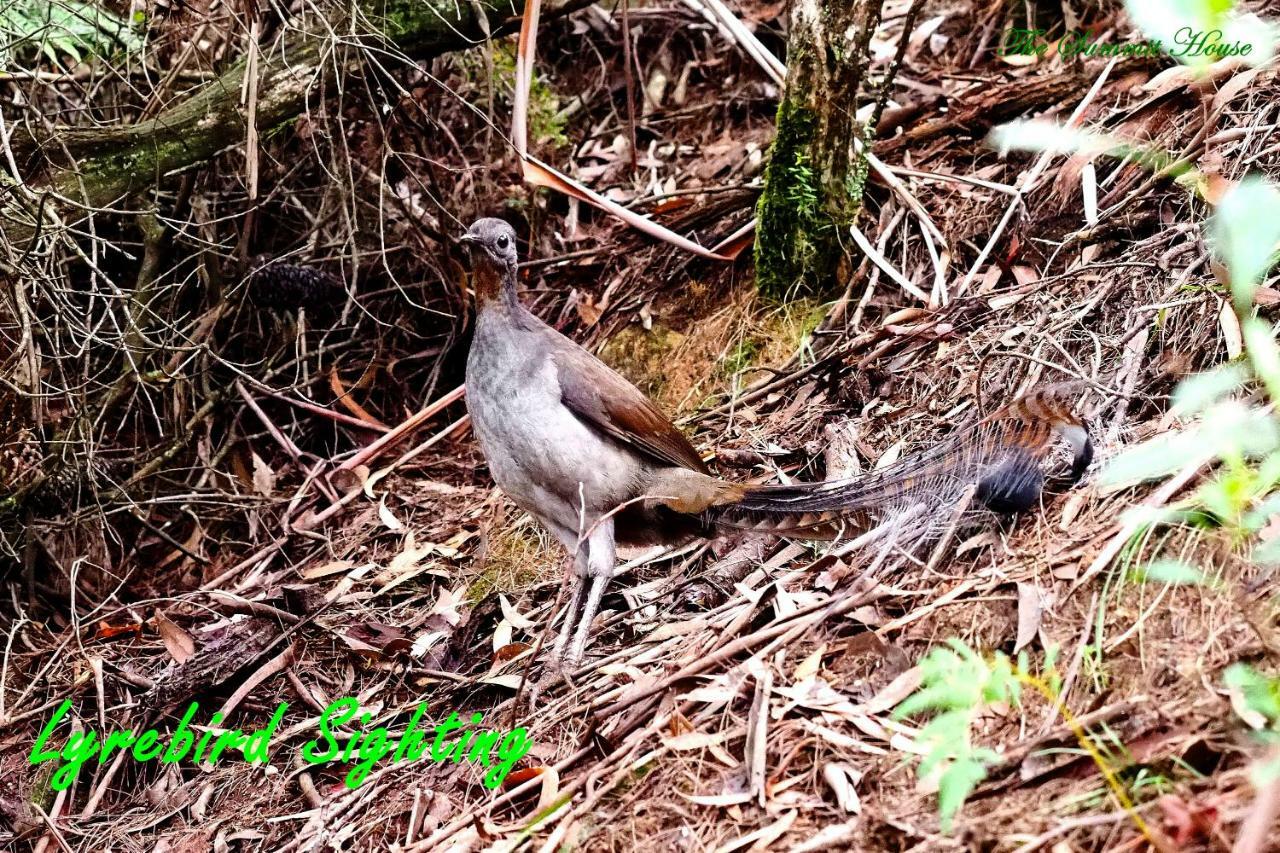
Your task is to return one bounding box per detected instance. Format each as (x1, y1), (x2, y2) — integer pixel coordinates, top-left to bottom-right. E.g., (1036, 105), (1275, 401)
(496, 235), (510, 249)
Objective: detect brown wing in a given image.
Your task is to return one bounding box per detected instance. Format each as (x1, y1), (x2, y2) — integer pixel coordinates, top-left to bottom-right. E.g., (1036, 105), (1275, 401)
(551, 343), (710, 474)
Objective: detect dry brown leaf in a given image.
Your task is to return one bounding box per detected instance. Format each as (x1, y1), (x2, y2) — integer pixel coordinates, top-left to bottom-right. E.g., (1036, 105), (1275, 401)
(1014, 582), (1043, 653)
(664, 730), (730, 750)
(430, 585), (466, 627)
(822, 762), (863, 814)
(882, 307), (928, 326)
(987, 292), (1028, 311)
(874, 441), (903, 470)
(999, 52), (1038, 67)
(647, 618), (709, 641)
(792, 644), (825, 682)
(499, 594), (537, 630)
(339, 622), (412, 659)
(154, 610), (195, 664)
(1202, 172), (1237, 207)
(575, 294), (603, 325)
(493, 619), (512, 652)
(373, 534), (448, 594)
(712, 809), (796, 853)
(493, 642), (532, 664)
(377, 496), (404, 531)
(511, 0), (542, 154)
(862, 666), (922, 715)
(1210, 258), (1232, 289)
(96, 620), (143, 641)
(327, 366), (389, 430)
(679, 790), (753, 807)
(1010, 265), (1039, 287)
(1081, 161), (1098, 225)
(250, 452), (275, 497)
(410, 630), (449, 658)
(502, 766), (545, 787)
(521, 157), (729, 260)
(1059, 492), (1087, 530)
(302, 559), (356, 579)
(1255, 286), (1280, 307)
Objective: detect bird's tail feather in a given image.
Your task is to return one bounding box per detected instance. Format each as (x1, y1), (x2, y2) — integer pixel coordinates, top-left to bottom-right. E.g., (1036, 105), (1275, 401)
(693, 384), (1092, 538)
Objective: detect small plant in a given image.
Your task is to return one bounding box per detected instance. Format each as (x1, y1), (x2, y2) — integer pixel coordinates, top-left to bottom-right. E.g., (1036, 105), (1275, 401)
(1226, 663), (1280, 725)
(1123, 0), (1275, 69)
(892, 640), (1022, 830)
(1224, 664), (1280, 784)
(963, 1), (1280, 839)
(1, 0), (142, 70)
(894, 640), (1161, 839)
(721, 338), (761, 380)
(1098, 175), (1280, 555)
(988, 0), (1280, 564)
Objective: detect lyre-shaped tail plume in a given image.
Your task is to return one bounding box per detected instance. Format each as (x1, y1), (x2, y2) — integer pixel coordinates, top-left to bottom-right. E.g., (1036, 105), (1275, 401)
(700, 384), (1092, 538)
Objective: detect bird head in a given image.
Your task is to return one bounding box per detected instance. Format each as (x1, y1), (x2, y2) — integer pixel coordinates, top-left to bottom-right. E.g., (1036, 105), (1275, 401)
(459, 218), (518, 274)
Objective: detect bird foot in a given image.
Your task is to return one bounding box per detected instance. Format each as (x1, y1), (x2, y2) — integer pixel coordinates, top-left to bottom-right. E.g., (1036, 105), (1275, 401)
(530, 651), (578, 703)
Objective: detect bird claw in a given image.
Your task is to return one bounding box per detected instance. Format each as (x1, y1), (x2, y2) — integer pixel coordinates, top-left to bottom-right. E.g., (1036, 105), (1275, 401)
(531, 644), (579, 702)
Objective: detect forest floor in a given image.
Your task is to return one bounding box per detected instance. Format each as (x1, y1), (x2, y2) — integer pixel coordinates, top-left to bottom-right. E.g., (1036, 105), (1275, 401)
(4, 0), (1280, 851)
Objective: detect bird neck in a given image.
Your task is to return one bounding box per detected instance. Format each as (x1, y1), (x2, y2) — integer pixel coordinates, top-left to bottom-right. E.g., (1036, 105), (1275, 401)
(472, 259), (519, 311)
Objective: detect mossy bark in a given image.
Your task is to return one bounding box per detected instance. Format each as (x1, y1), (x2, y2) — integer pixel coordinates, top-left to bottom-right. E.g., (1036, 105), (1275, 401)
(755, 0), (881, 298)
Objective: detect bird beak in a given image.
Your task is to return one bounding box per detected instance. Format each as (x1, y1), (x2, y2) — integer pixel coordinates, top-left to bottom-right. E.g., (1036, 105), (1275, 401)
(458, 233), (480, 246)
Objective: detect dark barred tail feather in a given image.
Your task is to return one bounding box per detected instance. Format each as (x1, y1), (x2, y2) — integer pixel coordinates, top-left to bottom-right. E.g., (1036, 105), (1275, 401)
(699, 384), (1093, 538)
(246, 258), (346, 310)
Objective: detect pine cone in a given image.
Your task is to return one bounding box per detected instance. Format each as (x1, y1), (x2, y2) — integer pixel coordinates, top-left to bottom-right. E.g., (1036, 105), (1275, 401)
(246, 258), (346, 311)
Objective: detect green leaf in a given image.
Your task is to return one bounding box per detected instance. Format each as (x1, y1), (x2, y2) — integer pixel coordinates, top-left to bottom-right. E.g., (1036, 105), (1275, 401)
(1197, 471), (1248, 522)
(1243, 487), (1280, 531)
(1210, 176), (1280, 309)
(1123, 0), (1275, 68)
(937, 756), (991, 832)
(1216, 13), (1278, 68)
(0, 0), (141, 71)
(1201, 401), (1280, 460)
(896, 640), (1022, 831)
(1135, 559), (1206, 585)
(895, 684), (965, 718)
(1243, 317), (1280, 403)
(1252, 752), (1280, 786)
(1225, 663), (1280, 723)
(1172, 363), (1248, 415)
(1252, 535), (1280, 565)
(1100, 430), (1204, 486)
(1043, 644), (1060, 673)
(1254, 455), (1280, 498)
(983, 118), (1136, 160)
(987, 120), (1103, 157)
(1124, 0), (1225, 50)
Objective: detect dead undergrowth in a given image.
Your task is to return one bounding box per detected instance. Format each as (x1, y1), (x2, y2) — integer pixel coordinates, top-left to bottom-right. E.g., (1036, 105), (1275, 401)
(3, 0), (1280, 851)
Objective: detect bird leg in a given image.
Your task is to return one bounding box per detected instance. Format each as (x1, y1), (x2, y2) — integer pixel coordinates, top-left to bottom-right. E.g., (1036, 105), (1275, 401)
(551, 545), (589, 664)
(565, 516), (616, 666)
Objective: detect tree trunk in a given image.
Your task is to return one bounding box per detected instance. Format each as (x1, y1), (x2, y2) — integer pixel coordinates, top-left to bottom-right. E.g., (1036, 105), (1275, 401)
(754, 0), (882, 298)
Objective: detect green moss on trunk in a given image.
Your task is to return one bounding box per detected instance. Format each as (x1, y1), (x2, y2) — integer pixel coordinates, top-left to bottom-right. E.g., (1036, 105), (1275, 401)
(753, 0), (880, 299)
(755, 98), (823, 298)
